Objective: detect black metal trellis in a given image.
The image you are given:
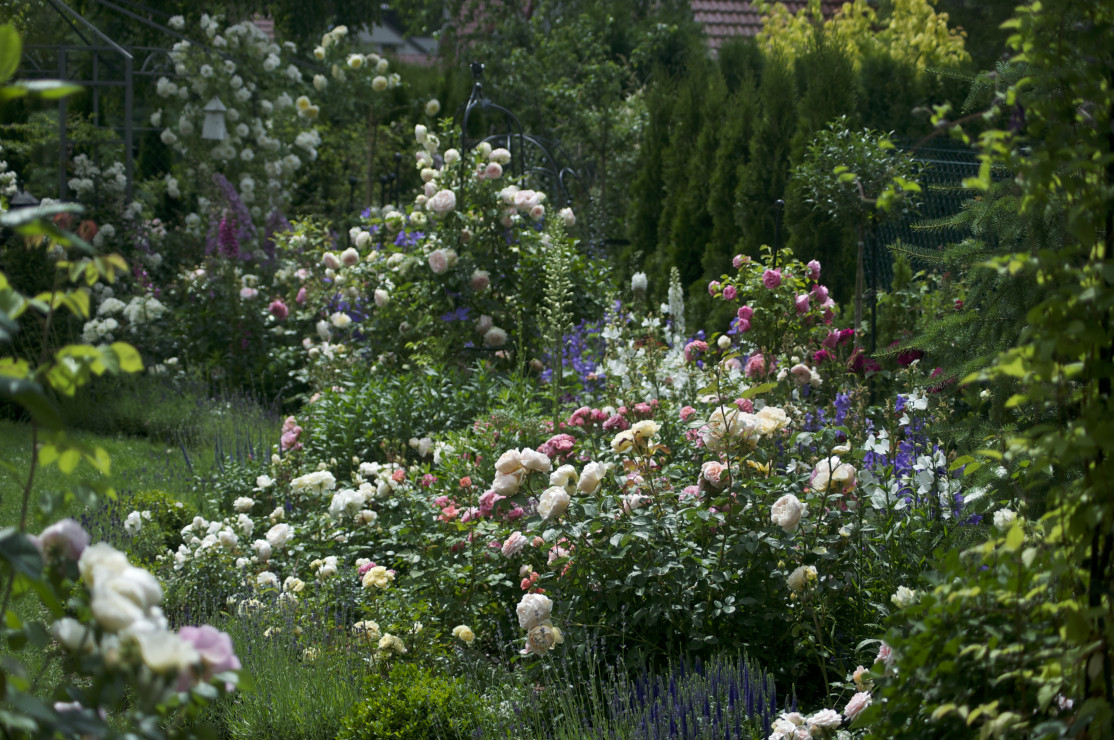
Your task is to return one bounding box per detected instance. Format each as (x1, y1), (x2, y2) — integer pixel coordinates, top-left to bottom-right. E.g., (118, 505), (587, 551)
(456, 62), (590, 238)
(13, 0), (323, 203)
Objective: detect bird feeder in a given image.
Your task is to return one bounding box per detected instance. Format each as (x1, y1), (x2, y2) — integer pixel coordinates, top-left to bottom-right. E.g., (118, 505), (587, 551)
(202, 97), (228, 141)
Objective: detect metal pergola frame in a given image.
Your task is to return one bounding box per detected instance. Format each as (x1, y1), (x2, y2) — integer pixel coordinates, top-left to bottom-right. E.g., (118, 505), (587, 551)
(13, 0), (320, 203)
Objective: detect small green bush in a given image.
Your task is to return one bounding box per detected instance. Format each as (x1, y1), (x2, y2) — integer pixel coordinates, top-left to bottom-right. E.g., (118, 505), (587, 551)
(304, 361), (508, 464)
(85, 487), (198, 568)
(339, 663), (483, 740)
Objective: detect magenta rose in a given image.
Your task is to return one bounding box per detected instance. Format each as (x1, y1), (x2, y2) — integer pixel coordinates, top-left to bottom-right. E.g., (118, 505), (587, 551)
(807, 260), (821, 281)
(722, 285), (737, 301)
(761, 269), (781, 289)
(737, 305), (754, 321)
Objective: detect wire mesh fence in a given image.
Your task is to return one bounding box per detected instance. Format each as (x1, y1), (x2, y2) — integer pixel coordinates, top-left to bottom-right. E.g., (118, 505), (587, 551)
(869, 139), (983, 288)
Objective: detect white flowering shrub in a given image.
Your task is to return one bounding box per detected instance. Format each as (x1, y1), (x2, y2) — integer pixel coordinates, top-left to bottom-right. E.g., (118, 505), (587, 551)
(264, 124), (610, 376)
(153, 14), (320, 256)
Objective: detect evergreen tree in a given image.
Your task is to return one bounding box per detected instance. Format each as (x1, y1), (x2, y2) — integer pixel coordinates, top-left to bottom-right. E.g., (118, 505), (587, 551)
(665, 67), (727, 296)
(784, 37), (859, 301)
(734, 54), (797, 253)
(624, 74), (675, 284)
(647, 61), (715, 292)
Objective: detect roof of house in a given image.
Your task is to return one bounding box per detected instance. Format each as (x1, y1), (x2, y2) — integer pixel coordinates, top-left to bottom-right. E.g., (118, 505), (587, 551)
(692, 0), (846, 49)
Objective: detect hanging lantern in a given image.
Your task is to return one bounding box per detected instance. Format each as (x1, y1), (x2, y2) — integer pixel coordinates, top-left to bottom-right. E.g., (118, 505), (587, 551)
(201, 97), (228, 141)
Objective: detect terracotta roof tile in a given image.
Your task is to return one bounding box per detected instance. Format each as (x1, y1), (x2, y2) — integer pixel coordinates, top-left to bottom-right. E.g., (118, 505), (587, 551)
(692, 0), (843, 47)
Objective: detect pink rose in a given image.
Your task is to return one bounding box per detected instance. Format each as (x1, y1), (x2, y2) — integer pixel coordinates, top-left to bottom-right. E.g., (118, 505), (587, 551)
(295, 287), (307, 305)
(484, 162), (503, 179)
(822, 330), (840, 349)
(178, 625), (241, 688)
(811, 284), (830, 303)
(38, 519), (89, 561)
(478, 490), (505, 516)
(736, 318), (751, 333)
(722, 285), (737, 301)
(876, 642), (895, 667)
(807, 260), (821, 281)
(684, 340), (708, 362)
(737, 305), (753, 321)
(795, 294), (810, 315)
(501, 531), (527, 557)
(427, 189), (457, 215)
(470, 270), (490, 292)
(843, 691), (872, 722)
(701, 461), (728, 489)
(428, 249), (449, 275)
(268, 299), (289, 320)
(744, 353), (767, 378)
(602, 414), (629, 431)
(734, 398), (753, 412)
(789, 363), (812, 384)
(239, 287), (258, 300)
(708, 280), (721, 297)
(762, 269), (781, 289)
(680, 405), (695, 421)
(732, 254), (745, 269)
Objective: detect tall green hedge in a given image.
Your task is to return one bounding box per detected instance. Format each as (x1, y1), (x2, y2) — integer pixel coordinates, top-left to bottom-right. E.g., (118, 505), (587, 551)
(626, 35), (969, 327)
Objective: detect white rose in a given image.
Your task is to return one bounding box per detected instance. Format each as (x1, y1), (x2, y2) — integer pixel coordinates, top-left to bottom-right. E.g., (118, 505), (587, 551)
(516, 593), (553, 631)
(265, 523), (293, 550)
(771, 494), (804, 533)
(52, 618), (95, 653)
(786, 565), (817, 592)
(78, 543), (130, 588)
(233, 496), (255, 512)
(90, 584), (147, 632)
(549, 464), (578, 492)
(577, 461), (608, 494)
(520, 448), (552, 473)
(754, 405), (790, 436)
(427, 189), (457, 215)
(133, 629), (198, 675)
(537, 487), (571, 521)
(993, 508), (1017, 531)
(890, 586), (919, 609)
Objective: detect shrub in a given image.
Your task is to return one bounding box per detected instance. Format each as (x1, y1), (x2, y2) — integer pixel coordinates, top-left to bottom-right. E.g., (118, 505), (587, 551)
(339, 663), (483, 740)
(86, 487), (198, 567)
(302, 361), (508, 464)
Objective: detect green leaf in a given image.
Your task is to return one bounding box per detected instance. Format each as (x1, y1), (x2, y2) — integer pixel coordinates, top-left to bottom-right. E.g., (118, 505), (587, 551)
(0, 79), (83, 103)
(0, 25), (20, 85)
(741, 382), (778, 399)
(110, 342), (143, 374)
(0, 529), (44, 579)
(0, 203), (83, 229)
(0, 377), (63, 430)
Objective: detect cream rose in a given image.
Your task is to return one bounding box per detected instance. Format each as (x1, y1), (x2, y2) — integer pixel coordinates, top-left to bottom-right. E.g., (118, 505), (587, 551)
(537, 487), (571, 521)
(771, 494), (805, 533)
